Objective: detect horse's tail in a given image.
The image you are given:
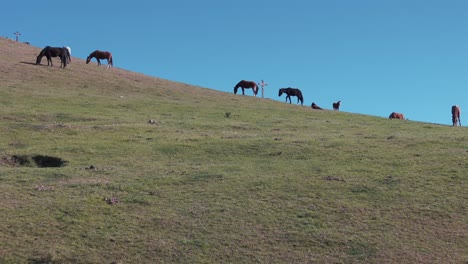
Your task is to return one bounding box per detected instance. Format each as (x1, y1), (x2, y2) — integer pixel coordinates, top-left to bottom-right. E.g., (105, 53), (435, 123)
(109, 55), (113, 67)
(298, 91), (304, 105)
(67, 49), (71, 63)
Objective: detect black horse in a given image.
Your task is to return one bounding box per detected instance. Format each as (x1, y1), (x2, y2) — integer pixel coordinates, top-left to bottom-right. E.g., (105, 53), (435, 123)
(278, 88), (303, 105)
(36, 46), (70, 68)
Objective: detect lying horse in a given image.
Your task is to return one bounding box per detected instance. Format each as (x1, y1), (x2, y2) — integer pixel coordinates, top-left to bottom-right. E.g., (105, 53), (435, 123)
(36, 46), (69, 68)
(389, 112), (404, 120)
(278, 88), (303, 105)
(234, 80), (258, 96)
(451, 105), (461, 126)
(86, 50), (113, 68)
(333, 101), (341, 111)
(311, 102), (323, 110)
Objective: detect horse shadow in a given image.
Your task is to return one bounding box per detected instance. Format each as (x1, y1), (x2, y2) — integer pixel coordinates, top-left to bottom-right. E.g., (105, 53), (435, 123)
(20, 61), (38, 66)
(21, 61), (65, 67)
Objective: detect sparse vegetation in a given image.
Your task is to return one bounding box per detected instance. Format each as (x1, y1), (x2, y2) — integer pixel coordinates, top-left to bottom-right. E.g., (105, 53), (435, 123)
(0, 38), (467, 263)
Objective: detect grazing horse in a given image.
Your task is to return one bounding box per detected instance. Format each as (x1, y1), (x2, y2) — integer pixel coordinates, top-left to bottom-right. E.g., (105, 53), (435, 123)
(234, 80), (258, 96)
(36, 46), (69, 68)
(278, 88), (303, 105)
(86, 50), (113, 68)
(333, 101), (341, 111)
(311, 102), (323, 110)
(451, 105), (461, 126)
(389, 112), (404, 120)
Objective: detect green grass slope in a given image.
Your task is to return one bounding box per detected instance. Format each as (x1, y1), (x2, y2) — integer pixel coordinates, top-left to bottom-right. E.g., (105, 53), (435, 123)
(1, 38), (467, 263)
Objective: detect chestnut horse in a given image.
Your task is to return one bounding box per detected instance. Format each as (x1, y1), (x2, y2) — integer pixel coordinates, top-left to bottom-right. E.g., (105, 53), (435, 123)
(234, 80), (258, 96)
(389, 112), (404, 120)
(36, 46), (70, 68)
(311, 102), (323, 110)
(86, 50), (113, 68)
(278, 88), (303, 105)
(451, 105), (461, 126)
(333, 101), (341, 111)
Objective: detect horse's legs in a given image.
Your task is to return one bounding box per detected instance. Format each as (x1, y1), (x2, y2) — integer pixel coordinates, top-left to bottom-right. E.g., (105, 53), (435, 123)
(47, 55), (53, 67)
(286, 95), (291, 104)
(97, 59), (101, 66)
(242, 88), (245, 95)
(61, 55), (67, 68)
(297, 97), (303, 105)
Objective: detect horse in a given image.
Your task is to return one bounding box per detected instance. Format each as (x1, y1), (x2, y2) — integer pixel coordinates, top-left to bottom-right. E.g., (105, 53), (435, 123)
(311, 102), (323, 110)
(333, 101), (341, 111)
(278, 88), (303, 105)
(389, 112), (404, 120)
(234, 80), (258, 96)
(86, 50), (113, 68)
(451, 105), (461, 126)
(36, 46), (69, 68)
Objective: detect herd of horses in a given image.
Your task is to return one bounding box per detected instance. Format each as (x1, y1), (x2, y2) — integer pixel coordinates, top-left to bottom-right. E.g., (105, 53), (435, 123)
(35, 46), (113, 69)
(234, 80), (462, 127)
(234, 80), (341, 112)
(34, 49), (462, 127)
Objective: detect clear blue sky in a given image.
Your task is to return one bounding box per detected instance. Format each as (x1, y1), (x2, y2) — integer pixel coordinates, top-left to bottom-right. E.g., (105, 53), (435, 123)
(3, 0), (467, 125)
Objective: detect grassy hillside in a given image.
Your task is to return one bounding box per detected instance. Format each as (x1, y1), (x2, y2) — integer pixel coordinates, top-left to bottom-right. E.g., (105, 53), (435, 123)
(0, 38), (467, 263)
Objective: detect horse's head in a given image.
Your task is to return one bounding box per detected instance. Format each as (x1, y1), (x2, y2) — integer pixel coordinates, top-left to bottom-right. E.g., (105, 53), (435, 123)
(86, 56), (91, 64)
(278, 89), (284, 97)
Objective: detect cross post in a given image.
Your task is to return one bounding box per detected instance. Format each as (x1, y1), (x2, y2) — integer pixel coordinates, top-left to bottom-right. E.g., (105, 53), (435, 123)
(257, 80), (268, 99)
(14, 31), (21, 42)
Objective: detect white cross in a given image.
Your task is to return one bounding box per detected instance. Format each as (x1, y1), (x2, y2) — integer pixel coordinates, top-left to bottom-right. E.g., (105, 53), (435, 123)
(14, 31), (21, 42)
(257, 80), (268, 98)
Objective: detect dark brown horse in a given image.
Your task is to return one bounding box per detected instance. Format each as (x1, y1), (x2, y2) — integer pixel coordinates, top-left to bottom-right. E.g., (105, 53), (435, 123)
(86, 50), (113, 68)
(451, 105), (461, 126)
(278, 88), (303, 105)
(389, 112), (404, 120)
(36, 46), (70, 68)
(333, 101), (341, 111)
(311, 102), (323, 110)
(234, 80), (258, 96)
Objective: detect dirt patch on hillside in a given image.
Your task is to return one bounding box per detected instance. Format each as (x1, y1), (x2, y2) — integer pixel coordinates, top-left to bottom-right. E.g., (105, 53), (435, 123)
(0, 155), (67, 168)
